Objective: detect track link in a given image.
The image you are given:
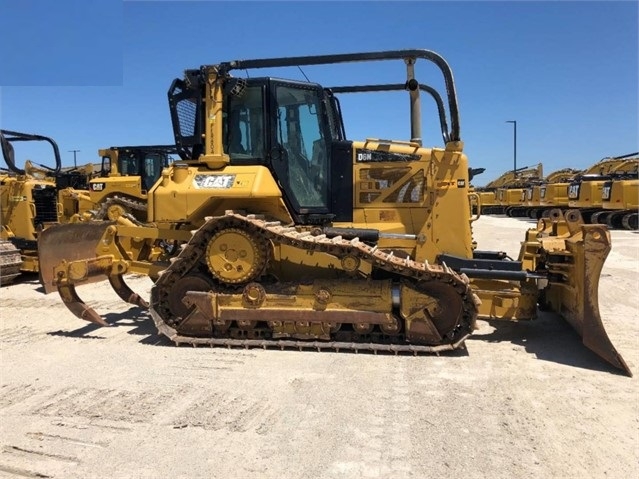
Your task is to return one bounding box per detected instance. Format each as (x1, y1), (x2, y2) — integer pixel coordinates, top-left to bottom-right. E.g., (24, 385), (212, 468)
(93, 195), (147, 225)
(150, 212), (480, 354)
(0, 239), (22, 285)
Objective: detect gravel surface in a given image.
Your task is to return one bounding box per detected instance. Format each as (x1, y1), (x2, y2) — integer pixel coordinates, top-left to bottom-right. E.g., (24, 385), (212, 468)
(0, 215), (637, 479)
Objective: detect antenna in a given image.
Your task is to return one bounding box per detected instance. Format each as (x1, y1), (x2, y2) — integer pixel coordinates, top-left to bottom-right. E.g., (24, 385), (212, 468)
(297, 65), (310, 82)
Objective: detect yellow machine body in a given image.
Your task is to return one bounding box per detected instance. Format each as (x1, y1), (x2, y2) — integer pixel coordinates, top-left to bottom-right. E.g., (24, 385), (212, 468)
(59, 146), (176, 222)
(602, 179), (638, 211)
(597, 157), (638, 229)
(475, 164), (542, 215)
(0, 130), (71, 274)
(568, 158), (637, 209)
(0, 174), (59, 271)
(37, 50), (630, 375)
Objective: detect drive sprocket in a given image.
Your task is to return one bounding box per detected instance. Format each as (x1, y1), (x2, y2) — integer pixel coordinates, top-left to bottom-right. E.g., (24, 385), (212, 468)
(205, 227), (269, 284)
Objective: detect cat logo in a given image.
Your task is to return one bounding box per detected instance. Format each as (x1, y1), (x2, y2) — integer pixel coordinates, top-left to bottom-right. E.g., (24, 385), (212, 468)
(91, 182), (106, 191)
(456, 179), (466, 188)
(540, 187), (546, 199)
(602, 185), (612, 201)
(193, 174), (236, 189)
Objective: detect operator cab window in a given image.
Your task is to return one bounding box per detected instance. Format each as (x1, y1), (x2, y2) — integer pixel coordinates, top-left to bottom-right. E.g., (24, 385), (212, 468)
(223, 86), (265, 162)
(273, 84), (329, 210)
(101, 156), (111, 177)
(143, 153), (165, 191)
(118, 153), (139, 176)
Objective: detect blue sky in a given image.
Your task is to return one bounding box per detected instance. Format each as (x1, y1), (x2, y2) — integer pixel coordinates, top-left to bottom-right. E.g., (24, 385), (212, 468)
(0, 0), (636, 186)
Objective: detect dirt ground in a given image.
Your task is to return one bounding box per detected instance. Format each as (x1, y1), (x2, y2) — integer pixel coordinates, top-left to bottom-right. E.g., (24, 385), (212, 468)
(0, 215), (637, 479)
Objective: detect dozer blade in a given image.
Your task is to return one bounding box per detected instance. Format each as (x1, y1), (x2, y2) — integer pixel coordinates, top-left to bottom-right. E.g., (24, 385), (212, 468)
(39, 222), (114, 294)
(541, 210), (631, 376)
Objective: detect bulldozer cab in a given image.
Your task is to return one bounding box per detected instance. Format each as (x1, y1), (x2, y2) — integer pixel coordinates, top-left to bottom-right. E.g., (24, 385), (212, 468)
(170, 76), (336, 220)
(99, 146), (176, 192)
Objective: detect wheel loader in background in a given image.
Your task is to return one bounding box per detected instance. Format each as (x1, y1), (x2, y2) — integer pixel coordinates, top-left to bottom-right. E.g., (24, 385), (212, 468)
(38, 49), (630, 376)
(567, 153), (638, 224)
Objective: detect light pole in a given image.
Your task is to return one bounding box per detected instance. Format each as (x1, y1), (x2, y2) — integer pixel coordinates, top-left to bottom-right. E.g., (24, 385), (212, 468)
(505, 120), (517, 176)
(68, 149), (80, 168)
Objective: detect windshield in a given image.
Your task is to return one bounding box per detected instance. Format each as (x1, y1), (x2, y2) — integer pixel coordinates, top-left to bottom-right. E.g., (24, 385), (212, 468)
(274, 84), (329, 209)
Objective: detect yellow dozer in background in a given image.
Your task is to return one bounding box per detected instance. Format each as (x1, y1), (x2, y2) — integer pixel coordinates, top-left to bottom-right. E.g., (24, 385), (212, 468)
(38, 49), (630, 375)
(0, 129), (92, 279)
(59, 145), (178, 223)
(0, 131), (179, 281)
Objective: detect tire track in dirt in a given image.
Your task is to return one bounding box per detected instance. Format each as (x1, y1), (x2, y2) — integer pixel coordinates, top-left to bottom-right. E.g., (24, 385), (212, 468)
(1, 446), (79, 464)
(0, 327), (49, 348)
(51, 420), (132, 432)
(169, 391), (277, 433)
(383, 360), (413, 478)
(30, 386), (189, 424)
(0, 384), (49, 410)
(20, 383), (274, 435)
(0, 444), (78, 479)
(0, 298), (68, 310)
(159, 349), (256, 377)
(25, 432), (109, 449)
(328, 360), (413, 478)
(0, 463), (51, 478)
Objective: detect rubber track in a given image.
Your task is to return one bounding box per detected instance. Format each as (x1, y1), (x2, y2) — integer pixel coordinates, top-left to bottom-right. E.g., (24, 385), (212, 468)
(150, 212), (480, 353)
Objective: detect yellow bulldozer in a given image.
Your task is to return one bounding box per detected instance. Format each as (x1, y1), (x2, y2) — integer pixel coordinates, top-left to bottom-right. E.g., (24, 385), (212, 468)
(38, 49), (630, 375)
(0, 130), (173, 280)
(0, 129), (91, 279)
(59, 145), (178, 223)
